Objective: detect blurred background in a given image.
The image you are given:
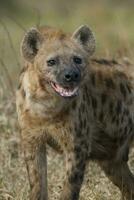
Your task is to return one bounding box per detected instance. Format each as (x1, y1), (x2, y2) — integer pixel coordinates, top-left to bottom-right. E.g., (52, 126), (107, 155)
(0, 1), (134, 199)
(0, 0), (134, 86)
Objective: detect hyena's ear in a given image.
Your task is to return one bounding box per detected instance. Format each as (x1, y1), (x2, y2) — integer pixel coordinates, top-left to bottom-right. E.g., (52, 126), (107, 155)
(21, 28), (43, 62)
(72, 25), (96, 55)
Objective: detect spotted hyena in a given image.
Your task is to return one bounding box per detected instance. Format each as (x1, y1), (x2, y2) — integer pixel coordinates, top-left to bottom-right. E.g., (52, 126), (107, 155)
(16, 25), (134, 200)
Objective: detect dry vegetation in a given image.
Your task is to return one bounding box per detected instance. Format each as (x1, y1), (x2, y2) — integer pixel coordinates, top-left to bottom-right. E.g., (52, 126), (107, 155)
(0, 1), (134, 199)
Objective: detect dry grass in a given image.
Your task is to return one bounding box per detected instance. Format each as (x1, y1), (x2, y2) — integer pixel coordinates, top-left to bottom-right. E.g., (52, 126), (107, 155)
(0, 1), (134, 199)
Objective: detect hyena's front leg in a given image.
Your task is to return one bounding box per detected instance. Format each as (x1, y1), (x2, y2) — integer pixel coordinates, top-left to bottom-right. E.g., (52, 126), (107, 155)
(22, 133), (48, 200)
(60, 148), (87, 200)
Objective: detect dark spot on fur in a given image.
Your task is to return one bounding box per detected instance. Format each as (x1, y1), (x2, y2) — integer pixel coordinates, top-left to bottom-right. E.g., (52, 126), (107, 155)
(121, 115), (124, 123)
(116, 100), (122, 115)
(91, 96), (97, 110)
(101, 93), (107, 105)
(109, 101), (114, 115)
(69, 127), (72, 133)
(74, 145), (81, 154)
(78, 108), (81, 120)
(99, 111), (104, 122)
(112, 115), (116, 123)
(105, 78), (115, 89)
(68, 157), (72, 163)
(120, 83), (126, 98)
(122, 147), (129, 162)
(86, 127), (90, 135)
(77, 128), (82, 137)
(97, 71), (103, 82)
(128, 117), (132, 125)
(39, 78), (45, 89)
(66, 170), (69, 176)
(79, 118), (83, 130)
(91, 96), (97, 117)
(84, 85), (88, 96)
(74, 123), (77, 132)
(64, 142), (67, 147)
(119, 127), (123, 134)
(81, 103), (85, 113)
(17, 82), (21, 90)
(87, 94), (90, 106)
(91, 73), (96, 86)
(129, 126), (133, 134)
(124, 126), (128, 135)
(84, 86), (90, 105)
(126, 83), (131, 94)
(75, 122), (82, 137)
(119, 134), (125, 144)
(124, 109), (129, 116)
(83, 92), (86, 101)
(72, 100), (76, 109)
(79, 139), (85, 147)
(116, 118), (119, 126)
(128, 117), (133, 127)
(21, 89), (26, 98)
(83, 118), (87, 128)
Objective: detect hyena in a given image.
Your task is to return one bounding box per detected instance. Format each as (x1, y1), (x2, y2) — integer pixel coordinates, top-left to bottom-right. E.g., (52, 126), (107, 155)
(16, 25), (134, 200)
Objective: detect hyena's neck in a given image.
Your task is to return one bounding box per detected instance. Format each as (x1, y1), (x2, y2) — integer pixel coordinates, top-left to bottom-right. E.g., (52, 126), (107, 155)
(22, 69), (75, 122)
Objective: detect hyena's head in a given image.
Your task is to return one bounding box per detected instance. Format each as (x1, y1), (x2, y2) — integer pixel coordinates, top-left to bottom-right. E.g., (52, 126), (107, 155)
(21, 25), (95, 98)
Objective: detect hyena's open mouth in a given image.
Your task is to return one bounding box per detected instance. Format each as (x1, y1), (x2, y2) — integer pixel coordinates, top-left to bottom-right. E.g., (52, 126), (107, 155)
(51, 82), (79, 97)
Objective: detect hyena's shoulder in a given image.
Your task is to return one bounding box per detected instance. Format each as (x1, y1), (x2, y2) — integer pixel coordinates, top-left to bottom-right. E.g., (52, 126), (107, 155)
(86, 58), (134, 103)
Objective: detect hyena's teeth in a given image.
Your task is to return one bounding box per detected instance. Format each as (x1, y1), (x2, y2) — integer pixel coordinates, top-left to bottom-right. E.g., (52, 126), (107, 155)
(51, 82), (78, 97)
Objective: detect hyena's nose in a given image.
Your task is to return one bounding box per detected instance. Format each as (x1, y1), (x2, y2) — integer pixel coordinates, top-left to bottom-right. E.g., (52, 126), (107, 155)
(64, 69), (81, 83)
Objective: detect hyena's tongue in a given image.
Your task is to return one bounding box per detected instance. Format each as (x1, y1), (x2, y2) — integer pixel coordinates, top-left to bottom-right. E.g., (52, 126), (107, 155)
(51, 82), (78, 97)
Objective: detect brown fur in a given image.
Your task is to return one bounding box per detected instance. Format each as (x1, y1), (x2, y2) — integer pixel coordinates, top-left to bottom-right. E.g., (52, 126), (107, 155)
(16, 25), (134, 200)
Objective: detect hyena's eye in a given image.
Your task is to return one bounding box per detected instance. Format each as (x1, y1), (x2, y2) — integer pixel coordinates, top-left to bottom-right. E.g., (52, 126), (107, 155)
(47, 59), (57, 66)
(73, 56), (82, 64)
